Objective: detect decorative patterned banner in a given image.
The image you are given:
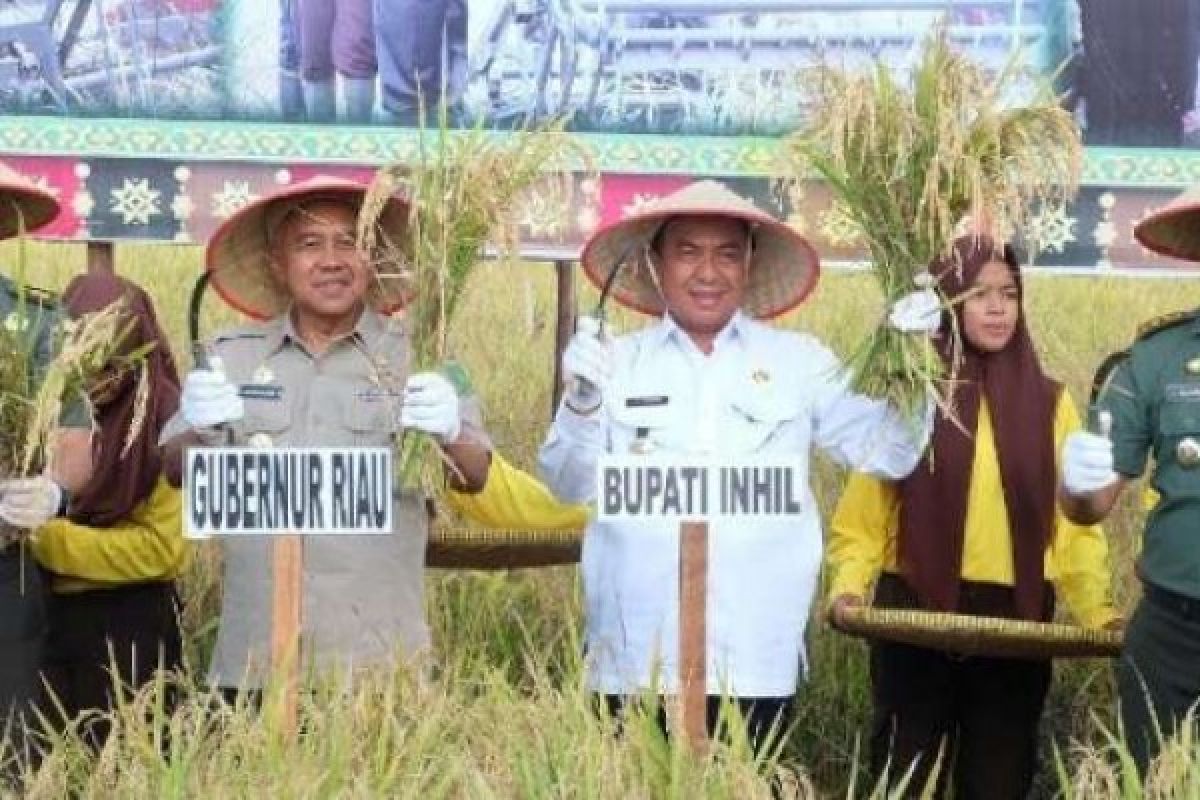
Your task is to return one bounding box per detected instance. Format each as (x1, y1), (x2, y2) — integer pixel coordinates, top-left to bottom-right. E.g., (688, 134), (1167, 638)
(2, 154), (1198, 271)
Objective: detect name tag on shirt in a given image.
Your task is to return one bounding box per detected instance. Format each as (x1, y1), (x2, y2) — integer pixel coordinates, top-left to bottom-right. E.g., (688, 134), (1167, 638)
(625, 395), (669, 408)
(596, 455), (804, 521)
(239, 384), (284, 401)
(1166, 383), (1200, 403)
(357, 387), (404, 402)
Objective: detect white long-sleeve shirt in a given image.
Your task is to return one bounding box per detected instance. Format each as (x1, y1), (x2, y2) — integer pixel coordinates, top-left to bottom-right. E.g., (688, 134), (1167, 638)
(538, 312), (927, 697)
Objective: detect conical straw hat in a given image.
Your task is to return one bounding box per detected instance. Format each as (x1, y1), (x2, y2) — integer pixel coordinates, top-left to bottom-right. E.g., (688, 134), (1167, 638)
(0, 162), (60, 240)
(1134, 185), (1200, 262)
(205, 176), (410, 320)
(580, 180), (820, 319)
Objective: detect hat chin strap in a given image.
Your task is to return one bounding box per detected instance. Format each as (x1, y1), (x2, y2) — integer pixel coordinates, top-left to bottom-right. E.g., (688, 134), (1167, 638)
(642, 244), (670, 317)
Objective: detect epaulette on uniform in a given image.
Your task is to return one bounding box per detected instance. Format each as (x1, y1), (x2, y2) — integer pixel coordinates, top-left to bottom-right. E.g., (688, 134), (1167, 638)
(1090, 348), (1130, 407)
(1, 281), (58, 309)
(1090, 311), (1200, 405)
(1135, 309), (1199, 342)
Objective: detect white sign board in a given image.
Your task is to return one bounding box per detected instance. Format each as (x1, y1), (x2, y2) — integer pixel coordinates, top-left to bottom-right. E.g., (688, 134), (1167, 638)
(596, 456), (805, 522)
(184, 447), (393, 538)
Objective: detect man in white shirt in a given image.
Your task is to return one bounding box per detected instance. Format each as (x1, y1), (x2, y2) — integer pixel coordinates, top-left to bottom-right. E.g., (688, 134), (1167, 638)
(538, 180), (939, 749)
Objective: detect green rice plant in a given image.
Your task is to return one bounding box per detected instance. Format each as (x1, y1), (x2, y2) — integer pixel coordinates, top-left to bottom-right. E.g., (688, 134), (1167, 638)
(6, 243), (1200, 797)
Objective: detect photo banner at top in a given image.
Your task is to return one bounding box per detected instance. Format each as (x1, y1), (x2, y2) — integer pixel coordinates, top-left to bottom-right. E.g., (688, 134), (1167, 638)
(3, 1), (1197, 146)
(4, 2), (1200, 271)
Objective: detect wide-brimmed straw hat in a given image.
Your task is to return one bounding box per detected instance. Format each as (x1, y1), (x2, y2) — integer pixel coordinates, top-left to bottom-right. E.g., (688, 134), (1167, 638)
(580, 180), (820, 319)
(0, 162), (60, 240)
(1134, 185), (1200, 262)
(205, 175), (410, 320)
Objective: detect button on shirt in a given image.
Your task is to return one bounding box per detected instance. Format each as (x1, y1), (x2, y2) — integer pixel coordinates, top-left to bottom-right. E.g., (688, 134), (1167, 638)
(538, 312), (927, 697)
(164, 308), (486, 688)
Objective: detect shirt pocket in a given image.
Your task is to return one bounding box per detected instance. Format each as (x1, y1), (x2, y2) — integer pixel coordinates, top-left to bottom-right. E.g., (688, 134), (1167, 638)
(608, 395), (675, 455)
(344, 386), (403, 446)
(241, 394), (292, 444)
(1157, 398), (1200, 473)
(727, 391), (801, 454)
(1158, 397), (1200, 438)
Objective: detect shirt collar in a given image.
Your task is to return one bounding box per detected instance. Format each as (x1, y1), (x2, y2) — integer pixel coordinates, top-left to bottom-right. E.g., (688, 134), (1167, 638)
(651, 309), (750, 355)
(271, 304), (379, 354)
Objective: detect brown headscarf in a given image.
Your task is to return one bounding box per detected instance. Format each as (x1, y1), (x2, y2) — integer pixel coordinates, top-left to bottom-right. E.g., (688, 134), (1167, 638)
(62, 273), (181, 527)
(896, 235), (1061, 621)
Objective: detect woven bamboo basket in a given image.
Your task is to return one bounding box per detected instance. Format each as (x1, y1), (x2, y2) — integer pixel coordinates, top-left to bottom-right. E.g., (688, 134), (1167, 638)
(425, 524), (581, 569)
(838, 607), (1122, 660)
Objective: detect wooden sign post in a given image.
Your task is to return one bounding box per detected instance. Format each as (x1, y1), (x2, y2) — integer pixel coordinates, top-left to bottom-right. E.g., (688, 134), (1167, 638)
(269, 534), (303, 734)
(678, 520), (709, 753)
(184, 446), (395, 736)
(597, 456), (804, 756)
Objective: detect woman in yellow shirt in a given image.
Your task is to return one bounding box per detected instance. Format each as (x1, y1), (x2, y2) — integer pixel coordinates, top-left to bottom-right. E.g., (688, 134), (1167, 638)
(827, 236), (1118, 799)
(31, 272), (187, 747)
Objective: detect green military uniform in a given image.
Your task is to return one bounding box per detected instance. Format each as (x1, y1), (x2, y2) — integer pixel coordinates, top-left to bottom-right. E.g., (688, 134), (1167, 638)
(163, 308), (488, 689)
(1094, 310), (1200, 773)
(0, 275), (58, 752)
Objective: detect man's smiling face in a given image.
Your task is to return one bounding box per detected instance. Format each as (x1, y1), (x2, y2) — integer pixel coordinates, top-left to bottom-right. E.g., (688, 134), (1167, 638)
(270, 200), (370, 325)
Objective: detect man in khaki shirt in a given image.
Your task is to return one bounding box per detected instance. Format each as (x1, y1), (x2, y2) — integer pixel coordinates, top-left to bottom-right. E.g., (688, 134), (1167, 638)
(162, 176), (490, 690)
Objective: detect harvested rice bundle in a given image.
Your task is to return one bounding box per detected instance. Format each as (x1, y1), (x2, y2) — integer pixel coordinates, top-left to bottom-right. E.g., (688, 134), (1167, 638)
(0, 296), (142, 481)
(783, 30), (1082, 423)
(358, 118), (591, 484)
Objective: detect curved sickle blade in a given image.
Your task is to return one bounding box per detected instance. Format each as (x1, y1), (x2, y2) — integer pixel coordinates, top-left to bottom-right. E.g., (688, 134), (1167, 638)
(188, 271), (212, 368)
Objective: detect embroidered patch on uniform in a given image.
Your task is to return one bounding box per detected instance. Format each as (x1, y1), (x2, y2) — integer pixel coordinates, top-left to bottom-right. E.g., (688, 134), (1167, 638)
(626, 395), (669, 408)
(238, 384), (284, 401)
(750, 368), (771, 384)
(1165, 383), (1200, 403)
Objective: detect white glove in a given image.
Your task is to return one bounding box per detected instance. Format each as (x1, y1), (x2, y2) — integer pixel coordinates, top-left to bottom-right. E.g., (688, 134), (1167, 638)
(1061, 431), (1118, 494)
(562, 315), (613, 412)
(888, 288), (942, 335)
(182, 369), (244, 430)
(402, 372), (462, 444)
(0, 476), (63, 529)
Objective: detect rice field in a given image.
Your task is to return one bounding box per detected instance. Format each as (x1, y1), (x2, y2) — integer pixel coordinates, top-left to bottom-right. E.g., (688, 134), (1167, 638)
(2, 240), (1200, 798)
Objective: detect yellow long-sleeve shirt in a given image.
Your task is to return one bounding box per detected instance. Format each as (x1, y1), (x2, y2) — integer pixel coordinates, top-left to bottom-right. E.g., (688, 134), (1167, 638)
(828, 390), (1118, 629)
(32, 477), (188, 593)
(445, 452), (589, 532)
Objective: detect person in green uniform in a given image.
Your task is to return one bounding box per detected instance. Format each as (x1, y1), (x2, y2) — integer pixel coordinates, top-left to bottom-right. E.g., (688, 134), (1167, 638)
(0, 163), (90, 769)
(1060, 186), (1200, 775)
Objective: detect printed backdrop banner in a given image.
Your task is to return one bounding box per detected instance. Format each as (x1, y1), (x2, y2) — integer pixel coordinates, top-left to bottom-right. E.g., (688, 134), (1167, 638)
(4, 1), (1197, 146)
(1, 153), (1194, 271)
(3, 2), (1200, 268)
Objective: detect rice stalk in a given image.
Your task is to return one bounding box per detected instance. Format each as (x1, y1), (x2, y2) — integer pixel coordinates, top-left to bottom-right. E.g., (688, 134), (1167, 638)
(15, 303), (141, 475)
(782, 29), (1082, 421)
(358, 110), (593, 486)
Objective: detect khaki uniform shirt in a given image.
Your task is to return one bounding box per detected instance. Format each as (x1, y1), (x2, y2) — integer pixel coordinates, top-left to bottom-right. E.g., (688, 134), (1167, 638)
(165, 308), (485, 688)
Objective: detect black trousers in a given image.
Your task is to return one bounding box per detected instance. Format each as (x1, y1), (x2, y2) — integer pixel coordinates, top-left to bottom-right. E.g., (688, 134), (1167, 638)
(1116, 583), (1200, 777)
(869, 575), (1052, 800)
(40, 582), (183, 748)
(0, 549), (45, 777)
(599, 693), (792, 756)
